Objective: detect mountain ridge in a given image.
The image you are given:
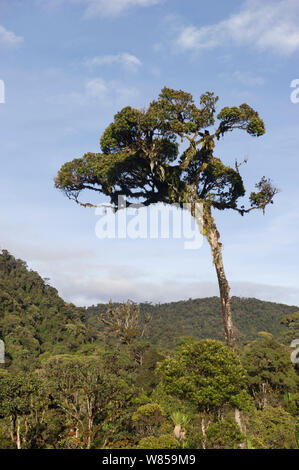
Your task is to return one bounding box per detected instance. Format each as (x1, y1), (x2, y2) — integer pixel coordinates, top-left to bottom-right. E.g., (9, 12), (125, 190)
(86, 296), (298, 348)
(1, 249), (297, 370)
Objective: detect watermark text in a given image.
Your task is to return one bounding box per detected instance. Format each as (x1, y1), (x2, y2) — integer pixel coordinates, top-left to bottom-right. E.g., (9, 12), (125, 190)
(95, 197), (203, 250)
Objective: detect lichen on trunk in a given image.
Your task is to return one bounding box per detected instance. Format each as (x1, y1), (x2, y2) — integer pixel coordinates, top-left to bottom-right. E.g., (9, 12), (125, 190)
(203, 204), (235, 350)
(190, 193), (235, 350)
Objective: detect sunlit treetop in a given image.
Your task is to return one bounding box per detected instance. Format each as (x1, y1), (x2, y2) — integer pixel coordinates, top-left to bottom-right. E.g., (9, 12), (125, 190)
(55, 87), (278, 214)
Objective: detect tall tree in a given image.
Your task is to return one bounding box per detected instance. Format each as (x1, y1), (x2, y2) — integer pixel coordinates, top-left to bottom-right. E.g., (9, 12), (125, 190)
(100, 300), (151, 346)
(55, 88), (278, 349)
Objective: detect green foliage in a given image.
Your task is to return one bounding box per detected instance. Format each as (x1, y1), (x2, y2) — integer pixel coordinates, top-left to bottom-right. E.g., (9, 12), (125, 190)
(87, 296), (297, 349)
(137, 434), (180, 449)
(282, 392), (299, 416)
(0, 250), (298, 449)
(280, 311), (299, 346)
(44, 356), (131, 448)
(132, 403), (165, 437)
(0, 372), (40, 419)
(170, 411), (190, 428)
(100, 300), (151, 345)
(247, 406), (297, 449)
(157, 339), (250, 412)
(0, 250), (91, 371)
(0, 371), (51, 448)
(205, 417), (244, 449)
(249, 176), (278, 213)
(134, 346), (164, 392)
(150, 382), (198, 419)
(56, 87), (275, 215)
(241, 335), (298, 408)
(281, 311), (299, 326)
(216, 103), (265, 137)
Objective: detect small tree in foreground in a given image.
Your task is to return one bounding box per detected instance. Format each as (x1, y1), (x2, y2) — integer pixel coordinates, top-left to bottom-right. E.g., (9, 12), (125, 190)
(156, 339), (252, 447)
(156, 339), (250, 413)
(55, 87), (278, 349)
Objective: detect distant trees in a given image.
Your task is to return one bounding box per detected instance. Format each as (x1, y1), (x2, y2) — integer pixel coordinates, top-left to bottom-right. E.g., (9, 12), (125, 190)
(241, 334), (298, 409)
(88, 297), (296, 348)
(100, 300), (151, 346)
(0, 334), (298, 450)
(99, 300), (152, 367)
(44, 357), (129, 449)
(56, 87), (278, 349)
(0, 250), (90, 370)
(280, 311), (299, 348)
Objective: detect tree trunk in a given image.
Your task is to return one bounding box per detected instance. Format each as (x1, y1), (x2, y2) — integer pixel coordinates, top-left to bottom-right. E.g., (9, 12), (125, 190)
(192, 198), (235, 350)
(261, 383), (268, 409)
(200, 416), (211, 449)
(16, 416), (21, 449)
(234, 408), (247, 449)
(173, 424), (181, 440)
(87, 420), (92, 450)
(86, 398), (93, 449)
(10, 415), (15, 445)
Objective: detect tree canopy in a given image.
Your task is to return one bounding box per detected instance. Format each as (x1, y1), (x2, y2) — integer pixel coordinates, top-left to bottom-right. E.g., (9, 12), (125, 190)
(157, 339), (252, 413)
(55, 87), (277, 214)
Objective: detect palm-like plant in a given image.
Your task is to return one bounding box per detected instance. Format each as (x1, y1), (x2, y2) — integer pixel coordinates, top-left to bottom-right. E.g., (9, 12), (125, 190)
(170, 411), (190, 441)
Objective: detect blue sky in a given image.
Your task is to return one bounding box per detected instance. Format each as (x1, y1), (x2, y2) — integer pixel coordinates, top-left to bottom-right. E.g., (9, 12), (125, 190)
(0, 0), (299, 306)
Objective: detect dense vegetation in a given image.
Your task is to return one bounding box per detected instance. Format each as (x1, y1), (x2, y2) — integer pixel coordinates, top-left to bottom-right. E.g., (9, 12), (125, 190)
(87, 297), (298, 349)
(0, 250), (298, 449)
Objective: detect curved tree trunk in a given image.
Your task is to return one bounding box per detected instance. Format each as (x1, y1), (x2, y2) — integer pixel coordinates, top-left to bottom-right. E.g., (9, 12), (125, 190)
(191, 195), (235, 350)
(203, 205), (235, 350)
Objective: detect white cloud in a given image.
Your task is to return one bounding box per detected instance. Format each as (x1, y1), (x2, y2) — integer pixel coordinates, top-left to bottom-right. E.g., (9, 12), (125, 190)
(176, 0), (299, 55)
(48, 77), (140, 107)
(85, 53), (142, 72)
(232, 70), (265, 87)
(56, 274), (299, 307)
(84, 77), (139, 104)
(85, 77), (108, 100)
(2, 214), (299, 307)
(37, 0), (162, 18)
(219, 69), (265, 88)
(0, 25), (23, 47)
(84, 0), (162, 18)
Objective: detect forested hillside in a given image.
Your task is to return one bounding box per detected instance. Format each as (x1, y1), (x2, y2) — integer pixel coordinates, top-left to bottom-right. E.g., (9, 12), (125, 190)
(1, 248), (297, 368)
(0, 250), (298, 449)
(87, 297), (298, 348)
(0, 250), (93, 371)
